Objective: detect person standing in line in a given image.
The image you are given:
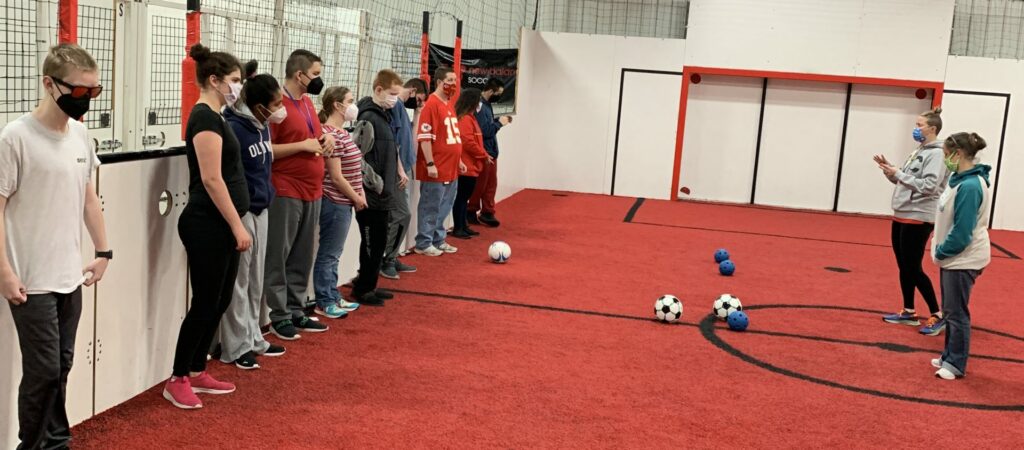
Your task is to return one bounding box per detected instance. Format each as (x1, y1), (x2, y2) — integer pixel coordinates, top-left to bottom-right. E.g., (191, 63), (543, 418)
(163, 43), (250, 409)
(468, 78), (512, 228)
(451, 89), (493, 239)
(216, 60), (287, 370)
(413, 67), (467, 257)
(875, 107), (949, 335)
(930, 132), (990, 380)
(1, 43), (111, 449)
(380, 77), (427, 280)
(264, 49), (334, 340)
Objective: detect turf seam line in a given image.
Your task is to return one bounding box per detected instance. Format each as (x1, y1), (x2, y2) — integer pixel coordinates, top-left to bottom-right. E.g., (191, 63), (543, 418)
(991, 242), (1021, 260)
(623, 197), (645, 223)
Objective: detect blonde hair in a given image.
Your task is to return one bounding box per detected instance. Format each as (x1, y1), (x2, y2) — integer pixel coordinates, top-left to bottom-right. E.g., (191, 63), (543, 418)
(42, 44), (98, 80)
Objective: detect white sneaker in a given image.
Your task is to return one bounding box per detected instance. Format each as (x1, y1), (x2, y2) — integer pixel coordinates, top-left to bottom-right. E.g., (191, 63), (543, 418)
(931, 358), (942, 369)
(437, 242), (458, 254)
(338, 300), (360, 311)
(414, 246), (443, 257)
(935, 367), (958, 380)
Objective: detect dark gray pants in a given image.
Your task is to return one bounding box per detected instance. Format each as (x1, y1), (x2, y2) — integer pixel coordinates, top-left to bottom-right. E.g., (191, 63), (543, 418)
(384, 170), (413, 264)
(9, 289), (82, 450)
(939, 268), (982, 376)
(264, 196), (320, 323)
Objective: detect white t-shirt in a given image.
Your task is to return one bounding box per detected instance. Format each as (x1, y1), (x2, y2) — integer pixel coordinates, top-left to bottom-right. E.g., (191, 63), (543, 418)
(0, 113), (100, 294)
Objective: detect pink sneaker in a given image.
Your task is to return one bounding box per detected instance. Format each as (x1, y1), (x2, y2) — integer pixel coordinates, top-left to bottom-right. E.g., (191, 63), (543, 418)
(163, 376), (202, 409)
(189, 371), (236, 394)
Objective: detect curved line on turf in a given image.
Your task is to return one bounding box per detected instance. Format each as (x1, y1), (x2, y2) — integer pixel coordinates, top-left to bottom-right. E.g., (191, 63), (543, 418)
(701, 304), (1024, 411)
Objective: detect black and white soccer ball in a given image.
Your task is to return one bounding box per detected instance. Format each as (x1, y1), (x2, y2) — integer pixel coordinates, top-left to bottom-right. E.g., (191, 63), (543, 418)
(654, 295), (683, 323)
(713, 294), (743, 320)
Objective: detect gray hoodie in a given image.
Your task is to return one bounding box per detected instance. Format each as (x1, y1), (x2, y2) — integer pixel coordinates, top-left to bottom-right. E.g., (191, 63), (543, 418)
(887, 141), (948, 222)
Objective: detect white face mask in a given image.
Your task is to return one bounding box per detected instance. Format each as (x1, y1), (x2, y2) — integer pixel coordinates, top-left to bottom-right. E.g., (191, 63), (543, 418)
(344, 103), (359, 122)
(383, 94), (399, 109)
(268, 106), (287, 124)
(221, 81), (242, 107)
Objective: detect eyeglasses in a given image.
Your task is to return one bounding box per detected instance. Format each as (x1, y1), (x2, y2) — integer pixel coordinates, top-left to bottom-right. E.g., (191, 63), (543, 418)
(52, 77), (103, 99)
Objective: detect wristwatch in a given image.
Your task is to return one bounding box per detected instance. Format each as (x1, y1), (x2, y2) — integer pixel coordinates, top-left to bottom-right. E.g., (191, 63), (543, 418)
(426, 161), (436, 167)
(95, 250), (113, 260)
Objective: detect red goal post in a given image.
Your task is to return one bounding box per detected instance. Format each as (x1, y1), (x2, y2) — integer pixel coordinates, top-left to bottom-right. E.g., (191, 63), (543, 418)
(670, 66), (946, 201)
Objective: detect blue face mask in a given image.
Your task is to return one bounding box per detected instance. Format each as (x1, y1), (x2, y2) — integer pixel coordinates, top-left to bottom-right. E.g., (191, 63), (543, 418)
(912, 127), (925, 143)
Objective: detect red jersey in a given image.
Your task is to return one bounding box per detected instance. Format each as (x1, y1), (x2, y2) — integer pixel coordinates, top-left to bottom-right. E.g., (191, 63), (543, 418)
(269, 92), (324, 201)
(415, 93), (462, 182)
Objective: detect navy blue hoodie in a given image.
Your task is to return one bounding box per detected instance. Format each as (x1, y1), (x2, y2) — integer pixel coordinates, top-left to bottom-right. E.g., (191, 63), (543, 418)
(224, 105), (275, 214)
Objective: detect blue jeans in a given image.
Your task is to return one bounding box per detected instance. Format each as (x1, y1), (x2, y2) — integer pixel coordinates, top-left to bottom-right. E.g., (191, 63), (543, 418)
(313, 198), (354, 308)
(939, 268), (982, 376)
(415, 180), (459, 250)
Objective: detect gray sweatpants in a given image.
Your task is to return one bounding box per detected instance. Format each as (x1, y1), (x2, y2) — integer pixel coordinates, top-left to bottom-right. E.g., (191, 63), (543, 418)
(938, 268), (982, 376)
(264, 196), (320, 323)
(9, 289), (82, 450)
(218, 211), (271, 362)
(384, 170), (413, 263)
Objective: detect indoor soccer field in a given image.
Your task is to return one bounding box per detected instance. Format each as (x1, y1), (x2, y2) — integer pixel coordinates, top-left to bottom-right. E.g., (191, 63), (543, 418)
(68, 190), (1024, 448)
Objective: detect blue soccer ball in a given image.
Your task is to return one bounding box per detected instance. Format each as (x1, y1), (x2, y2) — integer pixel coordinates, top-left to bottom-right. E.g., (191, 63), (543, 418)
(727, 311), (749, 331)
(719, 260), (736, 276)
(714, 249), (730, 263)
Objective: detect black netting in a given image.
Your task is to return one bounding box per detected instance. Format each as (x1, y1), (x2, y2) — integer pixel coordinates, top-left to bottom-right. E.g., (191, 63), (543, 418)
(77, 4), (114, 129)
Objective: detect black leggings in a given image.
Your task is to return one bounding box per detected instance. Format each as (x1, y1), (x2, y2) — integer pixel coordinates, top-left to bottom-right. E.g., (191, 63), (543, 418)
(891, 221), (939, 314)
(452, 175), (478, 231)
(173, 206), (240, 376)
(353, 208), (389, 298)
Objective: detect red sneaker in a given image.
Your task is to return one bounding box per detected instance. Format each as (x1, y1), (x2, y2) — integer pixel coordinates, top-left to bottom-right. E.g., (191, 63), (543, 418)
(189, 371), (236, 394)
(163, 376), (202, 409)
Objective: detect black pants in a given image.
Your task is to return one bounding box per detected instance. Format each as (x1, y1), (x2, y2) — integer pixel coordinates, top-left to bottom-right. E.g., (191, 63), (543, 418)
(890, 221), (939, 314)
(173, 206), (240, 376)
(9, 289), (82, 450)
(353, 208), (389, 297)
(452, 175), (478, 231)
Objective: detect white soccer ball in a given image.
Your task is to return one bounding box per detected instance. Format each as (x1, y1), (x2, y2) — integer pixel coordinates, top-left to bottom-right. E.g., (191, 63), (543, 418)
(655, 295), (683, 323)
(713, 294), (743, 320)
(488, 241), (511, 263)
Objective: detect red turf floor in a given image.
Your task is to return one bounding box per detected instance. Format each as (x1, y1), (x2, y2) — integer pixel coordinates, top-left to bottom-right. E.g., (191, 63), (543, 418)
(71, 190), (1024, 448)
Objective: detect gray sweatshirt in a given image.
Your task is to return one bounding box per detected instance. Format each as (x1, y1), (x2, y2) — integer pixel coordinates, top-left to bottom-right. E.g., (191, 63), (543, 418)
(887, 141), (948, 222)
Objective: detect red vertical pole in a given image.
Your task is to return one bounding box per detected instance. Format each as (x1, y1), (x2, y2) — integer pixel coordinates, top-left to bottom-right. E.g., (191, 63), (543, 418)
(182, 9), (201, 139)
(452, 20), (462, 104)
(671, 68), (692, 201)
(58, 0), (78, 44)
(420, 12), (431, 89)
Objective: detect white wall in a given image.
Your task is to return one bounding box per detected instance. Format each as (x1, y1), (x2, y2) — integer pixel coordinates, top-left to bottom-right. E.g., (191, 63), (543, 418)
(685, 0), (955, 82)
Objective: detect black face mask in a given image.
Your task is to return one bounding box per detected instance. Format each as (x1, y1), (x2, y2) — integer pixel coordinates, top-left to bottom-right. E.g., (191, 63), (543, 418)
(404, 96), (419, 109)
(52, 88), (91, 120)
(490, 93), (502, 103)
(303, 74), (324, 96)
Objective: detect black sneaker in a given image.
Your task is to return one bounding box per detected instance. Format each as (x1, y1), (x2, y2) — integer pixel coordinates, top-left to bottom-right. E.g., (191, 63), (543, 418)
(355, 291), (385, 307)
(271, 320), (301, 341)
(451, 228), (472, 240)
(234, 351), (260, 370)
(465, 226), (480, 236)
(261, 344), (286, 357)
(209, 343), (222, 361)
(479, 213), (500, 227)
(374, 289), (395, 300)
(394, 260), (417, 273)
(295, 315), (329, 333)
(380, 262), (400, 280)
(467, 213), (481, 225)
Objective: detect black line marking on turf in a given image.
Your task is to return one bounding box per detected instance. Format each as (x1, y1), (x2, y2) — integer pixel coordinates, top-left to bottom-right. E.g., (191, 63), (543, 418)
(991, 242), (1021, 260)
(628, 220), (1014, 259)
(703, 303), (1024, 411)
(389, 288), (699, 328)
(824, 266), (851, 273)
(552, 193), (570, 197)
(832, 83), (853, 212)
(610, 68), (684, 196)
(942, 90), (1011, 230)
(750, 78), (768, 204)
(623, 197), (645, 223)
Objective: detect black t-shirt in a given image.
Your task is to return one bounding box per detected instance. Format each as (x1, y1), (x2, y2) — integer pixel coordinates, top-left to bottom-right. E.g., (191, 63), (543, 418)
(185, 103), (250, 216)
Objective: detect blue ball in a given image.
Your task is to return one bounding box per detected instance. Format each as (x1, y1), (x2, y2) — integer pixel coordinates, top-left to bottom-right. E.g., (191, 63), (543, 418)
(714, 249), (730, 263)
(727, 311), (749, 331)
(719, 260), (736, 276)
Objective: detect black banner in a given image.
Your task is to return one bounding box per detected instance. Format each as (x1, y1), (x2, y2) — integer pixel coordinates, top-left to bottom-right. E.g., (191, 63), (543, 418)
(428, 44), (518, 111)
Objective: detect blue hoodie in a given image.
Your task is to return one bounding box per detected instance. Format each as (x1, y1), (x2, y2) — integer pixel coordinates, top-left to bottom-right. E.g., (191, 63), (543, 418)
(224, 105), (275, 214)
(932, 164), (991, 269)
(475, 99), (502, 158)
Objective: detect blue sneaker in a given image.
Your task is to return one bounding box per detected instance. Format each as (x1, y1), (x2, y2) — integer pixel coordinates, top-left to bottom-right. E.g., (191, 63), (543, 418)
(919, 315), (946, 336)
(882, 310), (920, 326)
(314, 304), (349, 319)
(338, 300), (360, 312)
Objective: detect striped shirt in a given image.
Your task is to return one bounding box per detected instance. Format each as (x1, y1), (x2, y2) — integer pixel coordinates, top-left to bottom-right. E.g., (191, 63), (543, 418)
(322, 124), (364, 205)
